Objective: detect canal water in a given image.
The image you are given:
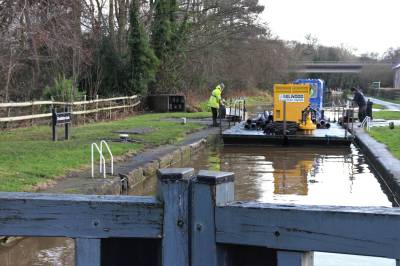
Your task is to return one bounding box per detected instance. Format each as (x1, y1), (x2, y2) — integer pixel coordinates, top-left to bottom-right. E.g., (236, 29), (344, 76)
(174, 143), (397, 266)
(1, 130), (398, 264)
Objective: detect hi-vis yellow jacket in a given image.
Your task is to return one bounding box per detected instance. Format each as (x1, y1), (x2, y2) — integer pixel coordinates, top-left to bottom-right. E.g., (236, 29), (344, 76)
(208, 85), (222, 109)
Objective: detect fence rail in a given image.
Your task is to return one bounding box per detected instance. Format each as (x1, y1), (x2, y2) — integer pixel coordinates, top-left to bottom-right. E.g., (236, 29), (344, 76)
(0, 168), (399, 266)
(0, 95), (140, 123)
(0, 95), (138, 108)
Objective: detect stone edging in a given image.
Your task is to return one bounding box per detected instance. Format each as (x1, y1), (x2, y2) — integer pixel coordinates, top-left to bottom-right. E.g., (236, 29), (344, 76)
(92, 136), (212, 195)
(122, 138), (208, 192)
(353, 128), (400, 200)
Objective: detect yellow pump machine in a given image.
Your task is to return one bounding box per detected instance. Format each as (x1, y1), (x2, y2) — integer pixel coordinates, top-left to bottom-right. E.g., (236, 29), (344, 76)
(273, 83), (316, 133)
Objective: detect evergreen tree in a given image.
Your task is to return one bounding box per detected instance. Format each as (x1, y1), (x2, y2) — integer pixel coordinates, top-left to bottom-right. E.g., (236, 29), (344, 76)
(151, 0), (188, 93)
(128, 0), (159, 95)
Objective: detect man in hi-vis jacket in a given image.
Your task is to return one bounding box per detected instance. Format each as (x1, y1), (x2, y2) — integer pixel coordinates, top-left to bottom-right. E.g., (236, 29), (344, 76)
(208, 83), (224, 127)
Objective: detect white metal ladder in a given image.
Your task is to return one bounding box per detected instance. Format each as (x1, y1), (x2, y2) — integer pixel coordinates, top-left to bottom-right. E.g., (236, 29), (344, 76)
(361, 116), (371, 131)
(91, 140), (114, 178)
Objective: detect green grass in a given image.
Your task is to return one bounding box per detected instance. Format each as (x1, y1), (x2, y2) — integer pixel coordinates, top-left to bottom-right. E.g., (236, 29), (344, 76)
(164, 112), (211, 119)
(369, 127), (400, 159)
(196, 101), (210, 112)
(373, 96), (400, 105)
(0, 113), (204, 191)
(195, 94), (273, 112)
(373, 111), (400, 120)
(245, 94), (273, 107)
(373, 103), (386, 110)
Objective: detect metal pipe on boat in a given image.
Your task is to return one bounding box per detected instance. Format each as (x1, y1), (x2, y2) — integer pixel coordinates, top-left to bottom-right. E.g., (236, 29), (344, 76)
(243, 99), (246, 122)
(228, 99), (232, 128)
(233, 99), (237, 126)
(238, 100), (241, 122)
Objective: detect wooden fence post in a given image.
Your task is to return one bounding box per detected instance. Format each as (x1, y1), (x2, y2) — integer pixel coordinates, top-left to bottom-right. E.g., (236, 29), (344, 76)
(31, 102), (34, 126)
(83, 94), (86, 125)
(75, 238), (101, 266)
(191, 170), (235, 266)
(109, 99), (112, 120)
(277, 251), (314, 266)
(157, 168), (194, 266)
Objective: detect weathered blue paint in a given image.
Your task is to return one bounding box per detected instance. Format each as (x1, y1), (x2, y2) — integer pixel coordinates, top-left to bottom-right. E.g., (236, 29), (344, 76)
(277, 251), (313, 266)
(191, 171), (235, 266)
(0, 192), (162, 238)
(216, 202), (400, 259)
(157, 168), (193, 266)
(75, 238), (101, 266)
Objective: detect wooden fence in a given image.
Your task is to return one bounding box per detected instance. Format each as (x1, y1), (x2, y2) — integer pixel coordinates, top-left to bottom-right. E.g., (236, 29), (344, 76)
(0, 95), (140, 124)
(1, 168), (400, 266)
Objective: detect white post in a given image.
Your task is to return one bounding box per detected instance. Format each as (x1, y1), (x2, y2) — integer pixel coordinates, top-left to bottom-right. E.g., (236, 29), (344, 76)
(100, 140), (113, 176)
(91, 144), (94, 178)
(91, 143), (105, 178)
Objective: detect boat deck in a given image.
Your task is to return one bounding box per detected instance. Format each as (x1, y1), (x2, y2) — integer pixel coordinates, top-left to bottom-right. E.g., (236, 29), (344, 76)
(222, 122), (353, 146)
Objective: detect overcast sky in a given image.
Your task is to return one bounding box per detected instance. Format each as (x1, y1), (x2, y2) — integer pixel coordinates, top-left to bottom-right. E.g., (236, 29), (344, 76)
(259, 0), (400, 56)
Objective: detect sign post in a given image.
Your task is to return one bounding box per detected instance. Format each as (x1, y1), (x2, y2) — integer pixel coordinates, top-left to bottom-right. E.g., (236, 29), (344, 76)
(52, 108), (71, 141)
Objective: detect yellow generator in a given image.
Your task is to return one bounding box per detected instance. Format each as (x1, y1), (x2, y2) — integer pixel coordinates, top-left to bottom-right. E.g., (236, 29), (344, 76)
(273, 84), (311, 123)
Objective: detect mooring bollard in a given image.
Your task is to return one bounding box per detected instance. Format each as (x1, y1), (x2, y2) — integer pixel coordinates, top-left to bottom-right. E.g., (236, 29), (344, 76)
(191, 170), (235, 266)
(157, 168), (194, 266)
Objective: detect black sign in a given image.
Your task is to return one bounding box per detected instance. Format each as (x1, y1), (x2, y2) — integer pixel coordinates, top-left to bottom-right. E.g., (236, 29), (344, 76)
(54, 112), (71, 125)
(52, 108), (71, 141)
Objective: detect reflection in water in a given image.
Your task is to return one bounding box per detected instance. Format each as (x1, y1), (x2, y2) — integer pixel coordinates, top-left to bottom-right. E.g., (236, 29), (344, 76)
(189, 144), (394, 207)
(273, 156), (313, 195)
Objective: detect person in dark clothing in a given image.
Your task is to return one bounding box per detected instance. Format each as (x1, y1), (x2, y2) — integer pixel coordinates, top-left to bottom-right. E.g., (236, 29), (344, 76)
(351, 87), (367, 122)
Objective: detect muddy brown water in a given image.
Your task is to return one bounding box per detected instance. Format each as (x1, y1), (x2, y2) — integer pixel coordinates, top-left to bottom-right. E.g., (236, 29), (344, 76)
(1, 128), (398, 265)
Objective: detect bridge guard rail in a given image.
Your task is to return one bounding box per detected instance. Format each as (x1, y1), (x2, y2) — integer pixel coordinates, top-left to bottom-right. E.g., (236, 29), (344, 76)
(1, 168), (400, 266)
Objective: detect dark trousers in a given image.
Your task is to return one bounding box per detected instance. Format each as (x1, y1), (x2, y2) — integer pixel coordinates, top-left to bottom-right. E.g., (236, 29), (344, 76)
(211, 107), (218, 126)
(358, 105), (367, 122)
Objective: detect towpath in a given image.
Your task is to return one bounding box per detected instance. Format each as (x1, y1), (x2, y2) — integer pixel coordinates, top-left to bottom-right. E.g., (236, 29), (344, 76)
(368, 97), (400, 111)
(42, 120), (220, 195)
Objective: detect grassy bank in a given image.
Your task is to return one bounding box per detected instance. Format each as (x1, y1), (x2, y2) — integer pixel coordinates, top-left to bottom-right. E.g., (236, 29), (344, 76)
(0, 112), (207, 191)
(369, 127), (400, 160)
(373, 96), (400, 105)
(195, 92), (273, 112)
(373, 111), (400, 120)
(373, 103), (386, 110)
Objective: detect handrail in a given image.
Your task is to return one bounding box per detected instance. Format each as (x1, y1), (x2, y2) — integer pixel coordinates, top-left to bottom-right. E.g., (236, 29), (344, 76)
(361, 116), (371, 131)
(100, 140), (114, 175)
(91, 143), (106, 178)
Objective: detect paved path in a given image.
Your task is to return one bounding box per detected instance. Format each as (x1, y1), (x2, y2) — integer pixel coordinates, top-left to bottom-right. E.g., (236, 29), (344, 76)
(368, 97), (400, 111)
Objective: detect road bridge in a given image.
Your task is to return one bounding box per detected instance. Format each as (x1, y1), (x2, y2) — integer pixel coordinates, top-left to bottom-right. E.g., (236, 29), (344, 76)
(291, 61), (393, 73)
